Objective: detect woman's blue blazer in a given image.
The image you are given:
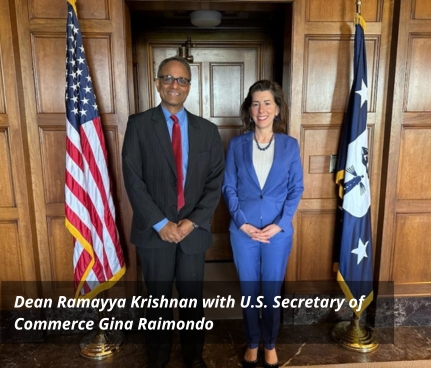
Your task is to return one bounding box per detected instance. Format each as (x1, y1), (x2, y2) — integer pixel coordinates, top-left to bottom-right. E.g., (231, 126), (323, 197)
(222, 132), (304, 236)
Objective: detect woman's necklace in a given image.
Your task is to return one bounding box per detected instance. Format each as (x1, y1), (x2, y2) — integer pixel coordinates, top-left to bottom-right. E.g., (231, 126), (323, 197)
(254, 133), (274, 151)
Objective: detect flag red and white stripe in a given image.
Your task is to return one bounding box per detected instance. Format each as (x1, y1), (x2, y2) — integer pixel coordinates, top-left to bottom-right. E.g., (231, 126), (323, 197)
(65, 0), (125, 299)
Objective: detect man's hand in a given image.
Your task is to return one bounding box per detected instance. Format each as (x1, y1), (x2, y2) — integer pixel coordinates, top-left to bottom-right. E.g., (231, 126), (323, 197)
(158, 221), (182, 243)
(177, 219), (195, 240)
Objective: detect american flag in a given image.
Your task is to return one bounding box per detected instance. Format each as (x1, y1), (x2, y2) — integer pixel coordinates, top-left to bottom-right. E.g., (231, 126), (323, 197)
(334, 14), (373, 317)
(65, 0), (125, 299)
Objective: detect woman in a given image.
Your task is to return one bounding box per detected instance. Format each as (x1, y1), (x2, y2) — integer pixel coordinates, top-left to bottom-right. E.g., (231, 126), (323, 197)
(222, 80), (304, 368)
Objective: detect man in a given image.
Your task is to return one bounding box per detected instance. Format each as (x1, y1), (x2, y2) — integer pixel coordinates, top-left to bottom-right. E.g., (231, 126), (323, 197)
(122, 56), (224, 368)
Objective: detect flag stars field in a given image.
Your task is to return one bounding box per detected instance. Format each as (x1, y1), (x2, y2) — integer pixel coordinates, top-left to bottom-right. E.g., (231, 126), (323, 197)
(355, 79), (368, 108)
(351, 238), (369, 265)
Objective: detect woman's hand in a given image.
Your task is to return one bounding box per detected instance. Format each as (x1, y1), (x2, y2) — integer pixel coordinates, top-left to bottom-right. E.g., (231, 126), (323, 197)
(240, 223), (282, 243)
(240, 223), (261, 238)
(260, 224), (282, 241)
(240, 223), (271, 243)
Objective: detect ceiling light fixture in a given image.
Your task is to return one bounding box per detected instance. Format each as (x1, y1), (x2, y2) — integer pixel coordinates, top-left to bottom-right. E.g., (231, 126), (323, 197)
(190, 10), (222, 27)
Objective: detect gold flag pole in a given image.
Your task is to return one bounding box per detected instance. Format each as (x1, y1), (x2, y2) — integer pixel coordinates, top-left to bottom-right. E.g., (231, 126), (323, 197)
(79, 311), (125, 359)
(331, 311), (378, 353)
(79, 293), (125, 359)
(356, 0), (362, 16)
(331, 0), (378, 353)
(354, 0), (366, 29)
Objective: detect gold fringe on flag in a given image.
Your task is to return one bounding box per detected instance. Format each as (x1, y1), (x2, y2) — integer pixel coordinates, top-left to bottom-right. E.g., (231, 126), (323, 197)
(68, 0), (77, 16)
(354, 14), (366, 31)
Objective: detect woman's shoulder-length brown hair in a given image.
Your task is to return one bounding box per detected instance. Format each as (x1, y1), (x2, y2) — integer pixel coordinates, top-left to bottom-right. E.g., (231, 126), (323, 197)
(240, 79), (288, 134)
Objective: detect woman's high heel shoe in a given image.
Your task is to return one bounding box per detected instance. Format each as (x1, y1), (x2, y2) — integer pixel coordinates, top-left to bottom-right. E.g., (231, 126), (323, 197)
(242, 358), (258, 368)
(242, 346), (258, 368)
(263, 347), (279, 368)
(263, 361), (279, 368)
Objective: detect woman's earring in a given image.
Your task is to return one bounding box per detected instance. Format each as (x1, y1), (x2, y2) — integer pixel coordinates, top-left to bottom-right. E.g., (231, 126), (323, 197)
(274, 115), (279, 121)
(249, 118), (254, 124)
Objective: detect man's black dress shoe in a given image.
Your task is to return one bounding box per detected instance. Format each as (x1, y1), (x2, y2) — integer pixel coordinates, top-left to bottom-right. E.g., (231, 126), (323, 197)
(242, 358), (258, 368)
(184, 358), (207, 368)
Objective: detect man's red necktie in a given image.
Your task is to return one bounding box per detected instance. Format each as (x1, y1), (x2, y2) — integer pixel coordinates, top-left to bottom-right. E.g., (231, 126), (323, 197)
(171, 115), (185, 210)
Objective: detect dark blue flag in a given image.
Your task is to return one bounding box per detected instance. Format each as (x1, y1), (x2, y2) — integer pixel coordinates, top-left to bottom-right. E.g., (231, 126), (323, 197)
(334, 15), (373, 317)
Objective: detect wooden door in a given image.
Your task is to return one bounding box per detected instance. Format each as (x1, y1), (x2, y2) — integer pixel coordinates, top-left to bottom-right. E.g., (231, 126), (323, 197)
(0, 0), (39, 307)
(380, 0), (431, 296)
(151, 45), (260, 260)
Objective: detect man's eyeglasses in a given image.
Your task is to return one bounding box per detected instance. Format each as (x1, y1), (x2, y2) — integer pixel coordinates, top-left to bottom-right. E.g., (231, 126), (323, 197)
(156, 75), (191, 87)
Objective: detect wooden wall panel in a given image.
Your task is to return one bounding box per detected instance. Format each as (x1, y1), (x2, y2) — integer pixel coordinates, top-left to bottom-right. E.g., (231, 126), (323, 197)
(301, 127), (340, 199)
(104, 127), (121, 199)
(307, 0), (381, 22)
(297, 211), (336, 281)
(32, 34), (113, 114)
(304, 38), (350, 112)
(0, 221), (28, 306)
(29, 0), (109, 20)
(0, 54), (5, 114)
(405, 36), (431, 111)
(32, 35), (64, 113)
(47, 217), (74, 284)
(208, 197), (232, 261)
(187, 63), (202, 117)
(82, 36), (114, 114)
(0, 129), (15, 207)
(397, 127), (431, 200)
(0, 222), (22, 280)
(393, 214), (431, 283)
(40, 128), (65, 204)
(219, 127), (241, 152)
(211, 63), (243, 117)
(304, 37), (378, 112)
(33, 35), (114, 115)
(412, 1), (431, 20)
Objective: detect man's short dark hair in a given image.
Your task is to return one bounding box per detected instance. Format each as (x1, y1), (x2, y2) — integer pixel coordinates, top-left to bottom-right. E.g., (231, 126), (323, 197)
(157, 56), (192, 79)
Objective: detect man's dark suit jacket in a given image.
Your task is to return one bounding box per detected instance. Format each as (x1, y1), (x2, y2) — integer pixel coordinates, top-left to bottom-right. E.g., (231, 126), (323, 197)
(122, 105), (225, 254)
